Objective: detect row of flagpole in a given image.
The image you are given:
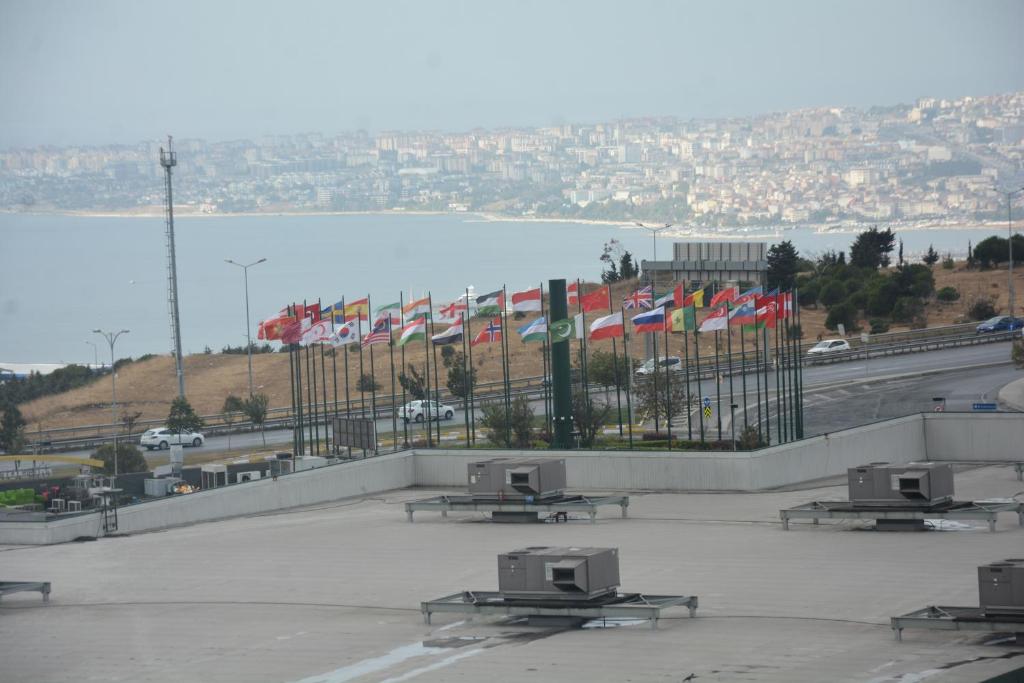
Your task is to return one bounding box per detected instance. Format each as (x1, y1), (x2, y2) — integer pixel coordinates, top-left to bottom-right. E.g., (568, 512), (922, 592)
(269, 281), (804, 454)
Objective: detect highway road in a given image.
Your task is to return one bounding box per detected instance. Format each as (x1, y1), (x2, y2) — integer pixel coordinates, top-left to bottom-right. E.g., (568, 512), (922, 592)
(7, 341), (1018, 467)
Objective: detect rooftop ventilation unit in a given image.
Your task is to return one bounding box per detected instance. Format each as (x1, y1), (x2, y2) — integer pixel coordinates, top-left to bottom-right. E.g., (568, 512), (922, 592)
(497, 546), (620, 601)
(978, 559), (1024, 617)
(467, 458), (566, 500)
(847, 462), (954, 508)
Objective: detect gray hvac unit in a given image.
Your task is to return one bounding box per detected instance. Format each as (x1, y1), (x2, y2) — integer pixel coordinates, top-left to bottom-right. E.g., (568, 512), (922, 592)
(847, 462), (954, 508)
(978, 559), (1024, 616)
(497, 546), (620, 601)
(467, 458), (567, 500)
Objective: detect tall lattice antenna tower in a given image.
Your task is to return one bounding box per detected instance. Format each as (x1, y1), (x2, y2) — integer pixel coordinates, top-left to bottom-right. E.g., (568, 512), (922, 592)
(160, 135), (186, 399)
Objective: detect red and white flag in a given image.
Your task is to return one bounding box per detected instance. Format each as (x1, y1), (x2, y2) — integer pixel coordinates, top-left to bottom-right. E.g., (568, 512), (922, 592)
(698, 306), (729, 333)
(511, 287), (542, 312)
(589, 312), (624, 341)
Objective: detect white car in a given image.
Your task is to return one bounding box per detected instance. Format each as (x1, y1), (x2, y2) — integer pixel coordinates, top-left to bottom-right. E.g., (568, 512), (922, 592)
(140, 428), (206, 450)
(400, 400), (455, 423)
(807, 339), (850, 356)
(635, 356), (683, 376)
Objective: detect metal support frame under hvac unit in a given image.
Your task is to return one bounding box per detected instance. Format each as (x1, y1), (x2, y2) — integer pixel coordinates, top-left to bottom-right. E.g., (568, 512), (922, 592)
(404, 494), (629, 523)
(779, 499), (1024, 532)
(0, 581), (51, 603)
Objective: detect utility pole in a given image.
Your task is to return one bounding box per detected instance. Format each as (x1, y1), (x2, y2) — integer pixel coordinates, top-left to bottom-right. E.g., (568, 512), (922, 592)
(161, 136), (186, 398)
(225, 258), (267, 396)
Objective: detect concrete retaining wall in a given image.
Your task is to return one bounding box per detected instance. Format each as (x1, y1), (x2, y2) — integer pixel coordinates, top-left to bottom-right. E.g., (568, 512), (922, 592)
(923, 412), (1024, 462)
(414, 414), (926, 491)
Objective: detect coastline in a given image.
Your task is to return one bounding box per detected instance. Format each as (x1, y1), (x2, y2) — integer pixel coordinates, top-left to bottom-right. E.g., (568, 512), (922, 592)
(0, 206), (1015, 234)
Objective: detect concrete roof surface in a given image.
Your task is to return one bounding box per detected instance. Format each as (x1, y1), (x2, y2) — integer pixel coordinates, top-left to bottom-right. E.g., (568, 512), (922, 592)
(1, 464), (1022, 683)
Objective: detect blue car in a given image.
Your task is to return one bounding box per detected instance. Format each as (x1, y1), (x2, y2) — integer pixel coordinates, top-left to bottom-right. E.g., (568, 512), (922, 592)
(975, 315), (1024, 333)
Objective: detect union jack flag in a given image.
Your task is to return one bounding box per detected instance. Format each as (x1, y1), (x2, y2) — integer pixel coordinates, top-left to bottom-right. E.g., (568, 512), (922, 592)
(623, 286), (653, 310)
(471, 318), (503, 346)
(361, 316), (392, 348)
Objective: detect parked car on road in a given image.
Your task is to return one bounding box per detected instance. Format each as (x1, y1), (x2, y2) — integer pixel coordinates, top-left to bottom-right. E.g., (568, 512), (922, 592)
(400, 400), (455, 423)
(975, 316), (1024, 334)
(806, 339), (850, 356)
(140, 428), (205, 450)
(635, 356), (683, 376)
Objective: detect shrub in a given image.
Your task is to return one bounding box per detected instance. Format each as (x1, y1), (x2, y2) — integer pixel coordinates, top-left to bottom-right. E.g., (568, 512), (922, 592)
(356, 373), (380, 392)
(825, 302), (858, 332)
(819, 280), (847, 307)
(967, 297), (998, 321)
(941, 255), (955, 270)
(936, 286), (960, 302)
(869, 319), (890, 334)
(892, 297), (924, 324)
(480, 396), (535, 448)
(94, 442), (148, 475)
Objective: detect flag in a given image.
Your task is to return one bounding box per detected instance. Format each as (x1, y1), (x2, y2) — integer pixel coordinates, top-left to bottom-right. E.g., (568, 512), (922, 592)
(698, 306), (729, 332)
(397, 317), (427, 347)
(517, 317), (547, 343)
(286, 303), (320, 321)
(375, 302), (402, 325)
(709, 286), (738, 308)
(431, 320), (463, 346)
(511, 287), (542, 312)
(402, 297), (431, 319)
(567, 281), (579, 306)
(744, 299), (777, 331)
(778, 291), (794, 319)
(580, 285), (610, 313)
(670, 305), (697, 332)
(476, 290), (504, 316)
(631, 306), (666, 334)
(344, 297), (369, 322)
(435, 300), (467, 323)
(361, 317), (392, 348)
(329, 319), (362, 346)
(683, 288), (705, 308)
(471, 317), (503, 346)
(281, 317), (312, 344)
(734, 286), (762, 306)
(623, 286), (653, 310)
(301, 319), (333, 346)
(654, 284), (682, 309)
(729, 300), (757, 326)
(257, 314), (292, 341)
(589, 311), (624, 340)
(322, 302), (345, 324)
(549, 315), (582, 343)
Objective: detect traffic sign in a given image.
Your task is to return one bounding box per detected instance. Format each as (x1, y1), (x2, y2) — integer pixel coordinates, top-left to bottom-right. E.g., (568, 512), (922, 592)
(703, 405), (713, 419)
(702, 396), (711, 408)
(972, 403), (998, 411)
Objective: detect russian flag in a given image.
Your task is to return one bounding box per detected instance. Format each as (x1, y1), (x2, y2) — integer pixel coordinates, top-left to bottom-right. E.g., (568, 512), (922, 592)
(631, 306), (666, 333)
(729, 300), (757, 326)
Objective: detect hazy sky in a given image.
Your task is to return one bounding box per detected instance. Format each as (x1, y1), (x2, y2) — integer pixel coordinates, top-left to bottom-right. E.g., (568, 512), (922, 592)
(1, 0), (1022, 148)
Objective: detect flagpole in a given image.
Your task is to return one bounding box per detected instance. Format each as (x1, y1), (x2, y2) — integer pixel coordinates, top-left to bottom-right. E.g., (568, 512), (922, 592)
(774, 303), (785, 442)
(714, 330), (722, 441)
(576, 279), (590, 406)
(663, 314), (672, 449)
(621, 305), (634, 449)
(399, 292), (408, 447)
(357, 313), (366, 424)
(752, 318), (762, 444)
(609, 285), (623, 437)
(763, 323), (772, 446)
(460, 311), (470, 448)
(387, 309), (397, 452)
(287, 307), (298, 457)
(341, 299), (351, 456)
(423, 293), (433, 448)
(682, 306), (692, 441)
(329, 303), (339, 454)
(788, 291), (800, 440)
(795, 289), (805, 439)
(367, 295), (379, 430)
(464, 287), (475, 445)
(500, 285), (511, 446)
(694, 326), (705, 443)
(305, 301), (319, 456)
(740, 312), (749, 433)
(318, 299), (329, 453)
(726, 306), (735, 442)
(428, 293), (442, 446)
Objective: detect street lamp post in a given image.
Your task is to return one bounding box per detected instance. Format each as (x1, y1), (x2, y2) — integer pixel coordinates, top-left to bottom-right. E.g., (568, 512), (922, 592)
(998, 187), (1024, 319)
(225, 258), (267, 396)
(84, 340), (99, 368)
(634, 221), (673, 263)
(93, 328), (129, 485)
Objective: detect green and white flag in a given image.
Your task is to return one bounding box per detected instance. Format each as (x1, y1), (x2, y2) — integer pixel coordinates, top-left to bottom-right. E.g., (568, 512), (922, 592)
(475, 290), (504, 316)
(549, 313), (584, 343)
(516, 317), (547, 343)
(397, 317), (427, 347)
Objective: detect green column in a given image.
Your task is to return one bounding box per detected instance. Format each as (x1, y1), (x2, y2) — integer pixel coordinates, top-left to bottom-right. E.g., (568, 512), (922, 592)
(549, 279), (573, 449)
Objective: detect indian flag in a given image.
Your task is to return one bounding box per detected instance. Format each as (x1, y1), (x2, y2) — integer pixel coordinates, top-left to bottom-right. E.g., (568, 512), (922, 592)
(403, 297), (431, 318)
(397, 317), (427, 347)
(516, 317), (547, 343)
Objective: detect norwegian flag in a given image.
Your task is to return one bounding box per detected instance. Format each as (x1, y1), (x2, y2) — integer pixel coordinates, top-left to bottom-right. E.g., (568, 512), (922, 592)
(471, 318), (503, 346)
(623, 286), (653, 310)
(361, 316), (392, 348)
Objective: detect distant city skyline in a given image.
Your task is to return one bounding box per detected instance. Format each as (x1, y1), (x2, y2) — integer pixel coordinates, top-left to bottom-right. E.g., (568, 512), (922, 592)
(1, 0), (1022, 149)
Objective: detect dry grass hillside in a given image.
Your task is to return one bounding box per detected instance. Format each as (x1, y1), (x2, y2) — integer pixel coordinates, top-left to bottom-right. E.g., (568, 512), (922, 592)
(20, 263), (1023, 431)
